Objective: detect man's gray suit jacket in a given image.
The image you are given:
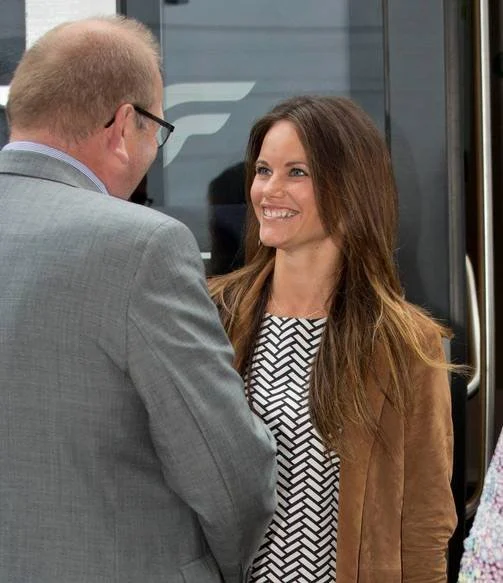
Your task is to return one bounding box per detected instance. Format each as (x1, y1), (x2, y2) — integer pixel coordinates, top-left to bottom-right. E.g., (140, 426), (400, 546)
(0, 150), (276, 583)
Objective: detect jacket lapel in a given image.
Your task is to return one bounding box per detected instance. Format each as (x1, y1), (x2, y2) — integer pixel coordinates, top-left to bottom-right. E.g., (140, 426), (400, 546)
(336, 360), (388, 582)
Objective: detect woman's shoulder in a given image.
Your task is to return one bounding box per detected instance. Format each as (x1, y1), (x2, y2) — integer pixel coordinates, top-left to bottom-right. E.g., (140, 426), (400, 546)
(370, 302), (450, 404)
(403, 301), (449, 357)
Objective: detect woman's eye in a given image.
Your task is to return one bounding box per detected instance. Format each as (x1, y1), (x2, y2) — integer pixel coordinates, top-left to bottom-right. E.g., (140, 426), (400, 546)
(255, 165), (270, 175)
(290, 167), (308, 177)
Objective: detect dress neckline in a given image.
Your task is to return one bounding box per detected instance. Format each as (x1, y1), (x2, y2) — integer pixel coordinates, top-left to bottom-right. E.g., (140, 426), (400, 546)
(264, 312), (328, 323)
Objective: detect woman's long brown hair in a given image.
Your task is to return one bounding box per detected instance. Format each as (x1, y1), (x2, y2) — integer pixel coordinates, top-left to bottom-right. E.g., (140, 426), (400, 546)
(209, 95), (452, 456)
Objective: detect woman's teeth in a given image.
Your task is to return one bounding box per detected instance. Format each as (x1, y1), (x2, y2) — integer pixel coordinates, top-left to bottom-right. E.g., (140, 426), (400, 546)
(263, 208), (298, 219)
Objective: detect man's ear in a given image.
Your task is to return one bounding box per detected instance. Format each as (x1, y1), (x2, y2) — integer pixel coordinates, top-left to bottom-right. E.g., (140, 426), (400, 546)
(105, 103), (135, 165)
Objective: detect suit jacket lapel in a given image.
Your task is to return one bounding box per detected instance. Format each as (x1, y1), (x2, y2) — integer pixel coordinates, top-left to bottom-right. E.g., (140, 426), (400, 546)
(0, 150), (104, 193)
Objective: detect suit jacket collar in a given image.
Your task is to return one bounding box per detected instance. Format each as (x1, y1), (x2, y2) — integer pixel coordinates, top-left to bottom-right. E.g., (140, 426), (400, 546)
(0, 149), (103, 193)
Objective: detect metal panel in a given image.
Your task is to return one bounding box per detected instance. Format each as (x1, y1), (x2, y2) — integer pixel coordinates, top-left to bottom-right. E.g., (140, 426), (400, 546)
(386, 1), (467, 579)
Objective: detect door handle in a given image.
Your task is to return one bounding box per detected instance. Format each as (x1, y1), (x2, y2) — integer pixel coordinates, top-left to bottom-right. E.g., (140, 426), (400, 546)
(465, 255), (480, 398)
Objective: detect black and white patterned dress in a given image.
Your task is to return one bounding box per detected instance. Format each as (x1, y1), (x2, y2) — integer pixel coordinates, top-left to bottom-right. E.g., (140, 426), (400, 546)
(248, 314), (340, 583)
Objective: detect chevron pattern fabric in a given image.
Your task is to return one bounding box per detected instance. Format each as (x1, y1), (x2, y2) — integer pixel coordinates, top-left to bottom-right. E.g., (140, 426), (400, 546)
(248, 314), (339, 583)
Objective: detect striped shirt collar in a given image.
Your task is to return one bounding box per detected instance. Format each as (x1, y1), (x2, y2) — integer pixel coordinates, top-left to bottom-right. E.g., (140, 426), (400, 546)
(2, 141), (109, 195)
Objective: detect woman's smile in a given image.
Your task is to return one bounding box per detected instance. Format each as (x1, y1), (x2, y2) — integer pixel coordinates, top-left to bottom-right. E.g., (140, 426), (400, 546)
(261, 206), (299, 220)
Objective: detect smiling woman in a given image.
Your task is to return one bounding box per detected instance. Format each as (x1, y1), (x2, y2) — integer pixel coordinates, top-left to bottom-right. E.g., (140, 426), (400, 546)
(250, 119), (338, 265)
(208, 94), (458, 583)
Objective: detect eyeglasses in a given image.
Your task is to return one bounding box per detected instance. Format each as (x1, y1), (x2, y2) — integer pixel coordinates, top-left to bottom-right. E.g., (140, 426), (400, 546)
(104, 104), (175, 148)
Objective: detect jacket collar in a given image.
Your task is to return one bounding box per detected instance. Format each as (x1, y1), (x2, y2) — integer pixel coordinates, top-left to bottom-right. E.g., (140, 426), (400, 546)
(0, 149), (104, 194)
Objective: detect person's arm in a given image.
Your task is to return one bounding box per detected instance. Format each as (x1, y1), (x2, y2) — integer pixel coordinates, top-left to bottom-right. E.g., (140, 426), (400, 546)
(127, 219), (276, 582)
(458, 430), (503, 581)
(401, 336), (457, 582)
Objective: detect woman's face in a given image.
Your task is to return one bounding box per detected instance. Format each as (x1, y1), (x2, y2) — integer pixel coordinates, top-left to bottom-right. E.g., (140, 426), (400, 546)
(250, 120), (335, 256)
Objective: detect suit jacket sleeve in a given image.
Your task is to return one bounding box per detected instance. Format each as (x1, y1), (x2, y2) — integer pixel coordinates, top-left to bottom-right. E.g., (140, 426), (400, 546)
(126, 219), (277, 582)
(401, 336), (457, 582)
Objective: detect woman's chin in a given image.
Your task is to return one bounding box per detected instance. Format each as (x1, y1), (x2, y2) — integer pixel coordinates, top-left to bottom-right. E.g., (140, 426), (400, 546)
(260, 237), (283, 249)
(258, 229), (287, 249)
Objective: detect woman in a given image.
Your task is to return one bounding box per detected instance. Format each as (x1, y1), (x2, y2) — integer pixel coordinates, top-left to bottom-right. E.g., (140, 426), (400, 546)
(209, 95), (457, 582)
(458, 429), (503, 581)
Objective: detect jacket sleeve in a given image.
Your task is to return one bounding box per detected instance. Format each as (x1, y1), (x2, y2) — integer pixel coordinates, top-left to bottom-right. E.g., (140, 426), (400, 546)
(126, 219), (277, 582)
(401, 336), (457, 582)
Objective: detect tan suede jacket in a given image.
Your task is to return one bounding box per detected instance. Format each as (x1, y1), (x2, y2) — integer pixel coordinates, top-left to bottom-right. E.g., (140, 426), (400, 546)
(336, 337), (457, 582)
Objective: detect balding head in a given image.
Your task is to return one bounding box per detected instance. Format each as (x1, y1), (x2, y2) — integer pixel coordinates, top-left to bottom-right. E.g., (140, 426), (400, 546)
(7, 16), (161, 143)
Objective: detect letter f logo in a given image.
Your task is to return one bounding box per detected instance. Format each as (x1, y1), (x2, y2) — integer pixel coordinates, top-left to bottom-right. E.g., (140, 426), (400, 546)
(163, 81), (256, 167)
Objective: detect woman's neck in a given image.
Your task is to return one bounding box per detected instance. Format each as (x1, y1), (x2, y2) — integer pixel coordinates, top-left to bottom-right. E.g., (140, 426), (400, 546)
(268, 248), (342, 318)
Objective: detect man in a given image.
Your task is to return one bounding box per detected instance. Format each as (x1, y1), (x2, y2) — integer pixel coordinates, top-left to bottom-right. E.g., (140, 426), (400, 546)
(0, 16), (276, 583)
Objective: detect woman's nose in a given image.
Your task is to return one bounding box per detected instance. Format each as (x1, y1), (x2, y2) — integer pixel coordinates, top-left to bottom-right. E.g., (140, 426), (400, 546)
(262, 174), (285, 198)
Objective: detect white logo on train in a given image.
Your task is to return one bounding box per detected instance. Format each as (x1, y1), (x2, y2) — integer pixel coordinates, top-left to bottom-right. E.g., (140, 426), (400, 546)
(163, 82), (255, 166)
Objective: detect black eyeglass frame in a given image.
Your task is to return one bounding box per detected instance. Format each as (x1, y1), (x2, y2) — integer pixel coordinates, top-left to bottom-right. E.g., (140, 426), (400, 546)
(104, 104), (175, 148)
